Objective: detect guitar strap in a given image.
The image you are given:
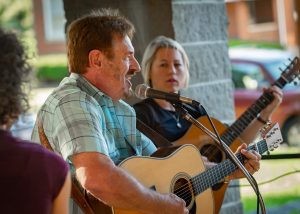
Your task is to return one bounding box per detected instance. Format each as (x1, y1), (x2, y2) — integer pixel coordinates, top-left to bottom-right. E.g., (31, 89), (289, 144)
(37, 119), (95, 214)
(136, 118), (172, 147)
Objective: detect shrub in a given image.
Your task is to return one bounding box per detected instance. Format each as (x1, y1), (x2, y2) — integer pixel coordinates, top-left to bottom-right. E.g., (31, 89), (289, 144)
(34, 54), (68, 81)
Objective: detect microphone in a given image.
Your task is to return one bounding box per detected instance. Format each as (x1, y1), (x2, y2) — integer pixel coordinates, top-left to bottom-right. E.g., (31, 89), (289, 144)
(134, 84), (201, 107)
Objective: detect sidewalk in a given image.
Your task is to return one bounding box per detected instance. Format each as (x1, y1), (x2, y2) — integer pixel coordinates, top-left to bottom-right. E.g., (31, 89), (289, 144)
(10, 86), (55, 140)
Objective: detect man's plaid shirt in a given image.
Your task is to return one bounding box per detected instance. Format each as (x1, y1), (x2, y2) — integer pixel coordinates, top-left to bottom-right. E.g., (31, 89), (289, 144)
(31, 73), (156, 165)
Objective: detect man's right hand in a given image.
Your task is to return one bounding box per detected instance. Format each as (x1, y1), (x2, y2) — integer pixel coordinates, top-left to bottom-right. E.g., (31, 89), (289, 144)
(159, 193), (189, 214)
(169, 193), (189, 214)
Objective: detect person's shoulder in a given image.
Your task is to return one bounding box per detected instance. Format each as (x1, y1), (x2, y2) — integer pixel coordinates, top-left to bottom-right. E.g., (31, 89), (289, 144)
(49, 83), (99, 111)
(15, 138), (66, 164)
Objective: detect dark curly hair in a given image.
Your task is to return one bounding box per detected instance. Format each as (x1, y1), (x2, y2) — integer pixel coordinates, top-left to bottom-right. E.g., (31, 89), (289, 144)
(0, 28), (31, 126)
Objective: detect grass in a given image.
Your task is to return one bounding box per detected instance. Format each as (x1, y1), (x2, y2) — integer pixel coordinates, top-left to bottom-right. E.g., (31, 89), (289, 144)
(242, 187), (300, 213)
(240, 146), (300, 213)
(32, 54), (68, 82)
(228, 39), (284, 49)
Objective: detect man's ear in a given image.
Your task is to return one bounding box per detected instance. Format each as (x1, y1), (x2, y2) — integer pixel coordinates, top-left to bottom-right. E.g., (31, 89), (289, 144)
(88, 50), (102, 67)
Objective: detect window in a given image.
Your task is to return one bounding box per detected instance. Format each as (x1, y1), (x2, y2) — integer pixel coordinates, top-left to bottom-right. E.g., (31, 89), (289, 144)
(248, 0), (274, 24)
(231, 62), (268, 90)
(42, 0), (66, 42)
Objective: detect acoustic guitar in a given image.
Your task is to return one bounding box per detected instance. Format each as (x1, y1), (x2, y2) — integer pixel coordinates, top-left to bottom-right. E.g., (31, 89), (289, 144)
(174, 56), (300, 212)
(86, 124), (282, 214)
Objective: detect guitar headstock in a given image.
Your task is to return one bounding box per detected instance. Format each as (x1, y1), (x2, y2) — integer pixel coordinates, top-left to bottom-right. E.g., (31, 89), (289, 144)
(264, 123), (283, 152)
(280, 57), (300, 85)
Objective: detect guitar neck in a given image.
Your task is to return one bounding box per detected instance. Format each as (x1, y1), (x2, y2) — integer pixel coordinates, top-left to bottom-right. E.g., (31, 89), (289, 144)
(221, 75), (288, 145)
(191, 139), (267, 195)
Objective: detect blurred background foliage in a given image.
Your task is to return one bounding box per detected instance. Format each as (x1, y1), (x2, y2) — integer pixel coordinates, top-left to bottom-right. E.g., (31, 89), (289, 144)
(0, 0), (36, 54)
(0, 0), (68, 82)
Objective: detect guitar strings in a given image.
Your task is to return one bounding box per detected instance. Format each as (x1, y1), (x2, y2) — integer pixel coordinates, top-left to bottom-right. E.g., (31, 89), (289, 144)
(172, 154), (244, 201)
(200, 97), (267, 160)
(171, 170), (229, 204)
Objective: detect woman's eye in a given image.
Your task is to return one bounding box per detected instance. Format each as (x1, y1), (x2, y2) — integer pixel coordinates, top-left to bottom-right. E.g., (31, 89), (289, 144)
(175, 63), (182, 67)
(160, 63), (168, 67)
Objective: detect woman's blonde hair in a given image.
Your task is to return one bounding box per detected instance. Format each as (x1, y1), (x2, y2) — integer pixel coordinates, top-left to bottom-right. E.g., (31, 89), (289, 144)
(141, 36), (190, 87)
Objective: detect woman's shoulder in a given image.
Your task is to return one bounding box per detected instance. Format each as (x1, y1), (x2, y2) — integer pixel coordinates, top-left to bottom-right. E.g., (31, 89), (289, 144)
(133, 98), (158, 111)
(15, 138), (68, 170)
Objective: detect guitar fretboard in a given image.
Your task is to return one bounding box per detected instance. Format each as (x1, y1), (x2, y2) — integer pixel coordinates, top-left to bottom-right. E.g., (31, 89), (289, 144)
(191, 139), (268, 195)
(221, 73), (290, 146)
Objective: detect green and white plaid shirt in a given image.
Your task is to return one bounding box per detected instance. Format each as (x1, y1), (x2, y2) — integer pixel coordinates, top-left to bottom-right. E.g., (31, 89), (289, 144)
(31, 73), (156, 165)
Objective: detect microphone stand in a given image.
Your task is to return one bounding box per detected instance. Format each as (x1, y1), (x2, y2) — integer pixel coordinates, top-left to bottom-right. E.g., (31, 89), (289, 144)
(173, 103), (266, 214)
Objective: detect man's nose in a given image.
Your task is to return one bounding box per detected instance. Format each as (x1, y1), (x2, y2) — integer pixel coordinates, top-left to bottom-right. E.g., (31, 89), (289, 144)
(131, 57), (141, 72)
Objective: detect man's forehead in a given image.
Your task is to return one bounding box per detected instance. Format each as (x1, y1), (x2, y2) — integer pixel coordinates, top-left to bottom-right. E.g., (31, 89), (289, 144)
(112, 35), (134, 53)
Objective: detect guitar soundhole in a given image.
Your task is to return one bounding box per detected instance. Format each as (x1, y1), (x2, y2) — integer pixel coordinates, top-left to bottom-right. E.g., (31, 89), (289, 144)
(172, 176), (196, 213)
(200, 144), (223, 163)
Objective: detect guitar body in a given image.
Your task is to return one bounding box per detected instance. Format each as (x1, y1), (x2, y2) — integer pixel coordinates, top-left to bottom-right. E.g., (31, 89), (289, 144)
(174, 117), (243, 213)
(73, 125), (283, 214)
(113, 144), (214, 214)
(175, 117), (241, 163)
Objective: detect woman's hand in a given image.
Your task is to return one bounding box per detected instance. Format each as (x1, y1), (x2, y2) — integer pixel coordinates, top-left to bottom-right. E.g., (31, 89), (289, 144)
(259, 86), (283, 121)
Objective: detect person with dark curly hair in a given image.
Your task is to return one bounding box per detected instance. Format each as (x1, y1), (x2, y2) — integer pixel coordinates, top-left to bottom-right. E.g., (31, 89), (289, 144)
(0, 28), (71, 214)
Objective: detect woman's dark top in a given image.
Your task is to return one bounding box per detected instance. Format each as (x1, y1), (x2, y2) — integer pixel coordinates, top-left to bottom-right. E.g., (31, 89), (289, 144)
(134, 98), (204, 142)
(0, 130), (69, 214)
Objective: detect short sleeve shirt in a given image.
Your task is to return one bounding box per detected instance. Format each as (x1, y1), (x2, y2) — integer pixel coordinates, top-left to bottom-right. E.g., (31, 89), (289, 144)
(31, 73), (156, 165)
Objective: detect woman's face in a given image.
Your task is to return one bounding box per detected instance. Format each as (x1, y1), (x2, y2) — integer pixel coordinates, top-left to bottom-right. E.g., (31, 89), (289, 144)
(150, 47), (187, 93)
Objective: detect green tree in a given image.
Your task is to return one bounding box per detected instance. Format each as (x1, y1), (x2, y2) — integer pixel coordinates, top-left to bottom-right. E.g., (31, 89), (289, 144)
(0, 0), (36, 54)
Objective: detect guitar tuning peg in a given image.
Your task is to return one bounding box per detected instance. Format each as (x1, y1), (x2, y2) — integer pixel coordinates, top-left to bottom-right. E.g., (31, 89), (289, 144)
(279, 67), (283, 72)
(294, 81), (297, 86)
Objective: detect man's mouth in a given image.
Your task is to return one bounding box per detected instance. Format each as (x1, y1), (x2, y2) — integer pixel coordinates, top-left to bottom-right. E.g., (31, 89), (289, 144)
(126, 71), (136, 81)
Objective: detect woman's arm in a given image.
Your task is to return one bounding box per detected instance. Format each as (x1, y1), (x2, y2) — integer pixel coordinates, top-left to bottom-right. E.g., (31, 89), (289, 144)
(52, 172), (71, 214)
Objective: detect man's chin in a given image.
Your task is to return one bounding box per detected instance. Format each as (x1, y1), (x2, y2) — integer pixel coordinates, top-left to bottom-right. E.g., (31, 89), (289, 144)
(123, 87), (134, 99)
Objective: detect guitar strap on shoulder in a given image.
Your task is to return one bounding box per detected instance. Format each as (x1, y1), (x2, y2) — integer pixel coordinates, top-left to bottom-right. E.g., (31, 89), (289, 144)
(136, 118), (172, 147)
(37, 119), (95, 214)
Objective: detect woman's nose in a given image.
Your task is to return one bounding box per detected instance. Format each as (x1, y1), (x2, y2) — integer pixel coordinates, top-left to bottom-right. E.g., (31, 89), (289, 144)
(169, 65), (176, 74)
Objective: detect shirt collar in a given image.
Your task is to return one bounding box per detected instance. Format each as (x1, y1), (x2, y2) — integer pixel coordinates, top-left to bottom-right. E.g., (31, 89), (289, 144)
(69, 73), (107, 99)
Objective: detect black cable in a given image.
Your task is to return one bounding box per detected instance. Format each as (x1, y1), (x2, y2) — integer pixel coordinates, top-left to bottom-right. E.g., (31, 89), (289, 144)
(175, 102), (265, 213)
(199, 106), (264, 214)
(230, 169), (300, 188)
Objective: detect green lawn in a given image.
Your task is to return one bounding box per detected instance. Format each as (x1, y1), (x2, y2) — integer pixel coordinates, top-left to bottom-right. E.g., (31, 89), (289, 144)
(228, 39), (284, 49)
(242, 187), (300, 213)
(240, 146), (300, 213)
(31, 54), (68, 82)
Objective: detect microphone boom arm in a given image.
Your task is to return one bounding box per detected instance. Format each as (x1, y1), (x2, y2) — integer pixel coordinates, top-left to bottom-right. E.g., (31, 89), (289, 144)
(173, 104), (266, 214)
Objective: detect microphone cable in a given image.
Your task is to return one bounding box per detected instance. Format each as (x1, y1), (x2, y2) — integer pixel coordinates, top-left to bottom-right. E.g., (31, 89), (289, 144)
(231, 169), (300, 188)
(182, 103), (265, 214)
(203, 106), (264, 214)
